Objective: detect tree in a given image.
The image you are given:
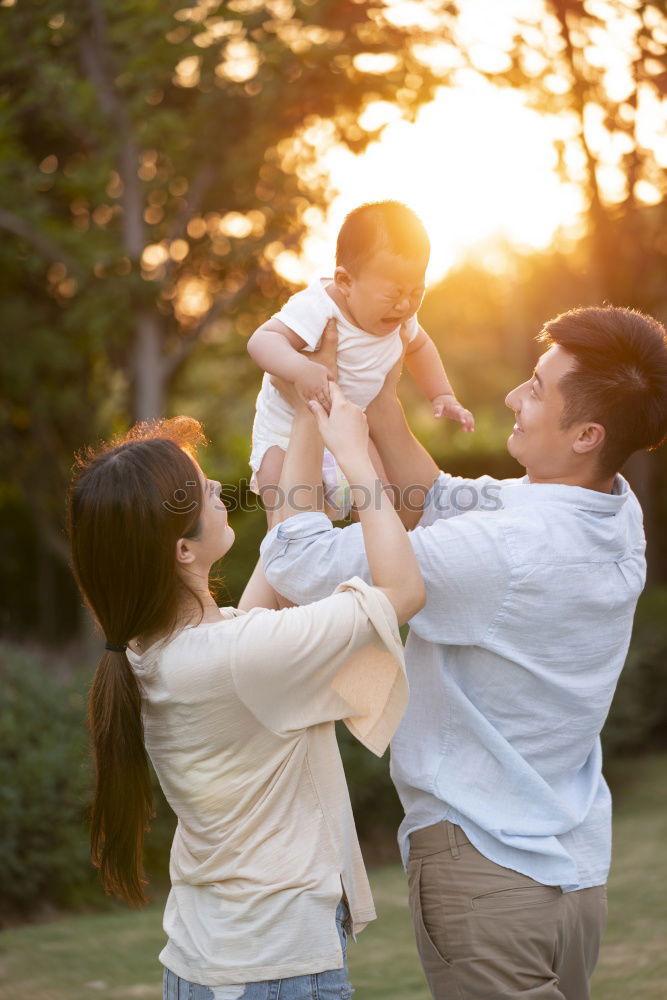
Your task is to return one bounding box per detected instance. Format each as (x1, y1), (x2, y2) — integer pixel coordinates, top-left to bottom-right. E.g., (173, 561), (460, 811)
(431, 0), (667, 578)
(457, 0), (667, 304)
(0, 0), (451, 638)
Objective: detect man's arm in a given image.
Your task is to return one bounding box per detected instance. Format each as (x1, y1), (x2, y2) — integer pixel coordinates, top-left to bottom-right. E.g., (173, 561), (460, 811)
(262, 496), (508, 644)
(366, 351), (440, 530)
(261, 516), (370, 606)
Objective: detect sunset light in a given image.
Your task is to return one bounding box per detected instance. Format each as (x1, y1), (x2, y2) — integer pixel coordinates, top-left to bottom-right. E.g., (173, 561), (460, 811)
(291, 79), (587, 285)
(3, 3), (667, 986)
(274, 0), (667, 287)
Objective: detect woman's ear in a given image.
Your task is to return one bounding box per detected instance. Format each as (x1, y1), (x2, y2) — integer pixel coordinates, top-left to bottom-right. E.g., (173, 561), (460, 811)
(333, 266), (353, 297)
(175, 537), (196, 567)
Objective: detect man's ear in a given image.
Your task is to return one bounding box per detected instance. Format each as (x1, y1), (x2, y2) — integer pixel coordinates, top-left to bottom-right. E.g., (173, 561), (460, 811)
(175, 537), (196, 567)
(333, 266), (353, 296)
(572, 422), (606, 456)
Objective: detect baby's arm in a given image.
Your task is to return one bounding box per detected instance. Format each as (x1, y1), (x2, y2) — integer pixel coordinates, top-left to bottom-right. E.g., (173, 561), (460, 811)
(248, 319), (331, 408)
(404, 325), (474, 432)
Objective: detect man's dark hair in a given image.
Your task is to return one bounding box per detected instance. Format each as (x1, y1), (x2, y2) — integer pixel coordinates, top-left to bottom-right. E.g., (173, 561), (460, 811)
(539, 305), (667, 475)
(336, 200), (430, 274)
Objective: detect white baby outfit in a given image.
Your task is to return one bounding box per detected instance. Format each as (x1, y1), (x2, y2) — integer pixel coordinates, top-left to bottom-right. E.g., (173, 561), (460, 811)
(249, 277), (418, 516)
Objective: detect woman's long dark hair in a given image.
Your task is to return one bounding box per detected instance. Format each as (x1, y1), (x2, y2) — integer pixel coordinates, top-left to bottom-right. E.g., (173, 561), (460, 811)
(67, 416), (207, 905)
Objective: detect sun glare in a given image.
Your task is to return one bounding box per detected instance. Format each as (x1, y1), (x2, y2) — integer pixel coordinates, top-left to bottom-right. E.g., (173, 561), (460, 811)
(291, 77), (586, 286)
(276, 0), (666, 289)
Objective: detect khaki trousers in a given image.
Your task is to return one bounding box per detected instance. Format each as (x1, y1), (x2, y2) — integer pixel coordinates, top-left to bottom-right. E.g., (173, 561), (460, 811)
(408, 821), (607, 1000)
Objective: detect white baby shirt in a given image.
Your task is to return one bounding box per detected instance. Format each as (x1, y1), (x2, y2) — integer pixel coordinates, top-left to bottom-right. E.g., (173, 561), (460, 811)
(249, 277), (418, 488)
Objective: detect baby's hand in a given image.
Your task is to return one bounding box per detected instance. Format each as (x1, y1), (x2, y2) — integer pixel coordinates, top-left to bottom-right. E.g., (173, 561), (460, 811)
(294, 359), (332, 411)
(432, 393), (475, 432)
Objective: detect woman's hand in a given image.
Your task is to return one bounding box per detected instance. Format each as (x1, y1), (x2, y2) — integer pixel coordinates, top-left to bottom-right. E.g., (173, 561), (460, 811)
(308, 382), (369, 478)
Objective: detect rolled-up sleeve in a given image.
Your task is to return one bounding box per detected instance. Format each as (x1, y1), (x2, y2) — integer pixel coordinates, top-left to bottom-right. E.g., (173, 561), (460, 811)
(260, 478), (511, 607)
(261, 509), (511, 648)
(261, 512), (371, 605)
(418, 472), (510, 527)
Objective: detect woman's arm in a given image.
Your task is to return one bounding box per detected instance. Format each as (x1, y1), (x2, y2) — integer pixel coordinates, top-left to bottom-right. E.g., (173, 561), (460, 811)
(272, 400), (325, 527)
(264, 317), (339, 530)
(310, 384), (425, 624)
(238, 559), (281, 611)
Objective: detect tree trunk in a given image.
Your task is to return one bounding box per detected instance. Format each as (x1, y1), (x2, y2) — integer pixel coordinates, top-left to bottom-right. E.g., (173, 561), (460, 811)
(133, 310), (166, 421)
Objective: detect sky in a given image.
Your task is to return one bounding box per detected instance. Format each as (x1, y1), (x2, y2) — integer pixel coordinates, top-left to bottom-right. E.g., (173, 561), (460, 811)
(272, 0), (666, 287)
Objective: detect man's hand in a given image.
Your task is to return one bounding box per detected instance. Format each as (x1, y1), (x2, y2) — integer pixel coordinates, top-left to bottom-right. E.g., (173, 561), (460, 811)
(310, 317), (338, 383)
(432, 393), (475, 432)
(294, 359), (331, 410)
(271, 318), (338, 411)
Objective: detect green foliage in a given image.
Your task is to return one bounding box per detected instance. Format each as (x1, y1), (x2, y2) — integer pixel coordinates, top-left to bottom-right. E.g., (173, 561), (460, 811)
(0, 644), (93, 919)
(0, 643), (175, 921)
(602, 587), (667, 758)
(337, 722), (403, 841)
(0, 0), (446, 642)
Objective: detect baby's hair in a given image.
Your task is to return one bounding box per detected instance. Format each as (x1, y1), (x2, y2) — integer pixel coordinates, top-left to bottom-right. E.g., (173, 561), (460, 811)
(336, 200), (430, 274)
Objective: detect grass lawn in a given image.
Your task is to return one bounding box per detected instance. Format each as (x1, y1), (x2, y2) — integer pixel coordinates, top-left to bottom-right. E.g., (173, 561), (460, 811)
(1, 755), (665, 1000)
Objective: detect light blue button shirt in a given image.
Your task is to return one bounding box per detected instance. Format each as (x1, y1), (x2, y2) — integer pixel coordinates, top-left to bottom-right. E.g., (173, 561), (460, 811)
(261, 472), (646, 891)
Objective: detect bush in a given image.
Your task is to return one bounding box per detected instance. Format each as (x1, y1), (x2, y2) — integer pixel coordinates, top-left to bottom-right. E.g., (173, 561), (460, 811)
(0, 644), (94, 921)
(602, 587), (667, 758)
(0, 644), (175, 923)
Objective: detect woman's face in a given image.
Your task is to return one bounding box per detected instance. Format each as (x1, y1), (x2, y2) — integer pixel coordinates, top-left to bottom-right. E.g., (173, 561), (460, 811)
(188, 466), (235, 568)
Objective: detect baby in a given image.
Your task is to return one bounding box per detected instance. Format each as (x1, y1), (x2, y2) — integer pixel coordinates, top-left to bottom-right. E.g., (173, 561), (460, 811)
(248, 200), (473, 519)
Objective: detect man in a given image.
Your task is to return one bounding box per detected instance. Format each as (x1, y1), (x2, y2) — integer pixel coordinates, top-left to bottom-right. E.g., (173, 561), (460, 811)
(260, 305), (667, 999)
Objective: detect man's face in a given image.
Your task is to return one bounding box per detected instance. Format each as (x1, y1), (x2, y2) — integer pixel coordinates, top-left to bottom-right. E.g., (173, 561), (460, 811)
(505, 345), (584, 482)
(335, 247), (427, 338)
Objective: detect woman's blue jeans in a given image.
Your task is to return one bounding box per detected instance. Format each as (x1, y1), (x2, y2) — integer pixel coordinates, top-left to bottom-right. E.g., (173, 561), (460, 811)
(163, 901), (353, 1000)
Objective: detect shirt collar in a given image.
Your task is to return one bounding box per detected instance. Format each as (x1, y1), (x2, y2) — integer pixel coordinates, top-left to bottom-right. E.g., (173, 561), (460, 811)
(500, 474), (630, 514)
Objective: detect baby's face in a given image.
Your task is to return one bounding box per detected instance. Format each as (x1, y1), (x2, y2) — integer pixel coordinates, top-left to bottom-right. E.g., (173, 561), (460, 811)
(335, 248), (427, 337)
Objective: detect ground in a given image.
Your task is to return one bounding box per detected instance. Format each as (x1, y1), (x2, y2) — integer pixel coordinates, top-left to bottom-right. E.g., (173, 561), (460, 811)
(0, 756), (665, 1000)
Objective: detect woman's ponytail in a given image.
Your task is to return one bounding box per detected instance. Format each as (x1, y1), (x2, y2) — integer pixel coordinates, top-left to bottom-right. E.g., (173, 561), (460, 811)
(68, 418), (206, 905)
(88, 648), (154, 905)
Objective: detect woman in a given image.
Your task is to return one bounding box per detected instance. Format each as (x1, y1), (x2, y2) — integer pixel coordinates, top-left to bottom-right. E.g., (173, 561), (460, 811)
(67, 380), (424, 999)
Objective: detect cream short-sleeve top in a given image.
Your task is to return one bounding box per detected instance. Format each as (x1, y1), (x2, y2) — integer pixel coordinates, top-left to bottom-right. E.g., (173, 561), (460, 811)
(126, 577), (408, 987)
